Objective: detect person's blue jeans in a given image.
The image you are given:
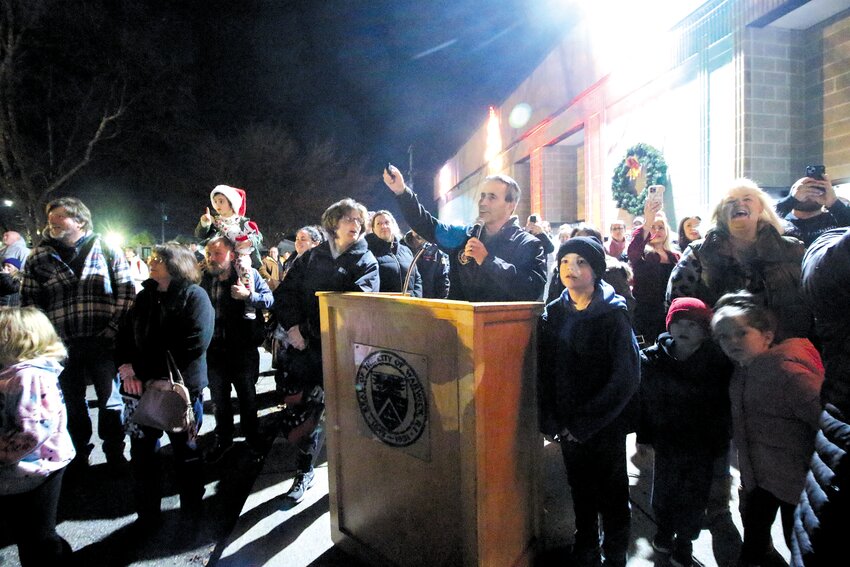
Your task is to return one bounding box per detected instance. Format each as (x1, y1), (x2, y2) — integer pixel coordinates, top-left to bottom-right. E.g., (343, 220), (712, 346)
(59, 337), (125, 460)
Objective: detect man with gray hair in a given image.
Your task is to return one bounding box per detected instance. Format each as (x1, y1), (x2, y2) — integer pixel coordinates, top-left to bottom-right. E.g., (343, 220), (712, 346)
(1, 230), (30, 266)
(21, 197), (135, 474)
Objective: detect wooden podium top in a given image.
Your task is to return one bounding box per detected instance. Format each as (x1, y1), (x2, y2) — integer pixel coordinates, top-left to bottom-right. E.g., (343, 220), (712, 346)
(316, 291), (543, 313)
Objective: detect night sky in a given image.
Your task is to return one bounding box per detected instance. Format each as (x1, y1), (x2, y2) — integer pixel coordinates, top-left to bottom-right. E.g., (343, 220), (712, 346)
(62, 0), (572, 241)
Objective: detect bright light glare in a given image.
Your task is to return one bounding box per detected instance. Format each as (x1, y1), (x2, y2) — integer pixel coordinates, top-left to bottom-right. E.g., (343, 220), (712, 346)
(485, 106), (503, 173)
(104, 231), (125, 250)
(439, 164), (454, 197)
(2, 199), (12, 207)
(509, 103), (532, 129)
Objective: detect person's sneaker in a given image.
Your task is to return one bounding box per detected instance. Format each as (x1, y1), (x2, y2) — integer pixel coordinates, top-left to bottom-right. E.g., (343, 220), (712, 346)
(651, 531), (674, 554)
(205, 438), (234, 464)
(284, 469), (315, 503)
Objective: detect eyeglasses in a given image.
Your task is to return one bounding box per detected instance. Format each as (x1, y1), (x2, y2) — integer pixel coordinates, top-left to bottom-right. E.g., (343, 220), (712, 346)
(147, 256), (164, 265)
(341, 216), (363, 225)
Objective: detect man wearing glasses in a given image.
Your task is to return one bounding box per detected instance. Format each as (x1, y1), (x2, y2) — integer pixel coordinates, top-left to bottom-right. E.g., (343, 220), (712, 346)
(383, 166), (546, 302)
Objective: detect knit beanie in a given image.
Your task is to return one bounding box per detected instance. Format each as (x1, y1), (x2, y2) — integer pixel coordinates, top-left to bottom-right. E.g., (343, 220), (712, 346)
(2, 257), (21, 270)
(210, 185), (247, 216)
(665, 297), (713, 331)
(556, 236), (606, 281)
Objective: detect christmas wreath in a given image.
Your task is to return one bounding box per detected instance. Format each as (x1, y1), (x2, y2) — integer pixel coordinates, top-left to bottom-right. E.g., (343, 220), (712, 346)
(611, 143), (669, 216)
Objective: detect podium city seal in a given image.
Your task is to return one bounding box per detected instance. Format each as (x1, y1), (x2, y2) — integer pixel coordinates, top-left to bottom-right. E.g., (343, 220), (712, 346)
(355, 349), (428, 447)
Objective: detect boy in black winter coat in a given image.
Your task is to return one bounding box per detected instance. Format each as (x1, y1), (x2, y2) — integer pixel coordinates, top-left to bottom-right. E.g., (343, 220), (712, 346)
(538, 236), (640, 567)
(639, 298), (734, 567)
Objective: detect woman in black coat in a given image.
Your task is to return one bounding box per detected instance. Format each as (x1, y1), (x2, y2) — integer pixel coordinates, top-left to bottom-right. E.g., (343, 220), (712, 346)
(116, 243), (214, 528)
(276, 198), (379, 502)
(366, 210), (422, 297)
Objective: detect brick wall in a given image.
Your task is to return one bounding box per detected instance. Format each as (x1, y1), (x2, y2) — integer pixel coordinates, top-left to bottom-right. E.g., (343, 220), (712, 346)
(808, 13), (850, 181)
(538, 145), (580, 224)
(741, 26), (806, 189)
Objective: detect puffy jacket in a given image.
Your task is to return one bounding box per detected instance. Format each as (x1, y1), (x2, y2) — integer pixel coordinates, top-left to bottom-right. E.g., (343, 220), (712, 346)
(365, 233), (422, 297)
(0, 358), (75, 495)
(792, 228), (850, 566)
(730, 338), (824, 504)
(667, 223), (812, 339)
(639, 334), (733, 456)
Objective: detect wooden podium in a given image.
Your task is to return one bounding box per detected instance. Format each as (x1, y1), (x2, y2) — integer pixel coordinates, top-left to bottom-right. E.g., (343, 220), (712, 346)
(318, 292), (543, 567)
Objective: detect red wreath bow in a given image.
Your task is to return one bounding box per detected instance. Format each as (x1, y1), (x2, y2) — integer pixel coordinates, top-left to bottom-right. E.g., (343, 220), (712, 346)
(626, 156), (641, 180)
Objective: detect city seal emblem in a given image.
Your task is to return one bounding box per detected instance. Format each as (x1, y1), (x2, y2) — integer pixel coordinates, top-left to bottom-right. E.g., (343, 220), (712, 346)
(355, 350), (428, 447)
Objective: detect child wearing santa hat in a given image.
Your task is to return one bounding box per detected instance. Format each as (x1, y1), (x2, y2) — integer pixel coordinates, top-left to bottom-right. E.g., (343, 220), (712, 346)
(196, 185), (264, 319)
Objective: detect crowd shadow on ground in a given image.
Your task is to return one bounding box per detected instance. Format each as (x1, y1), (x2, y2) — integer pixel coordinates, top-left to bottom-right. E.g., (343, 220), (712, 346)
(0, 385), (287, 567)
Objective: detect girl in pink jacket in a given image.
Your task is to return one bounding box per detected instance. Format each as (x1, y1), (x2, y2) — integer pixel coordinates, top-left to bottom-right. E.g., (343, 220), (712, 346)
(712, 292), (823, 567)
(0, 307), (75, 566)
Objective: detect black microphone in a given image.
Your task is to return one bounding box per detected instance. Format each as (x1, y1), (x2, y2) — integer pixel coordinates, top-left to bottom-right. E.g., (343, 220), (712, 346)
(471, 222), (483, 240)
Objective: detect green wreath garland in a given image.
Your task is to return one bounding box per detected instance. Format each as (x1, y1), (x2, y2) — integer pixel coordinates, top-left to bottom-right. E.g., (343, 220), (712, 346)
(611, 143), (669, 216)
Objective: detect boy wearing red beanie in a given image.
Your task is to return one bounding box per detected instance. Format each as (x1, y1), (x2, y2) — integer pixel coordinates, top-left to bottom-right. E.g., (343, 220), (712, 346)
(638, 297), (734, 567)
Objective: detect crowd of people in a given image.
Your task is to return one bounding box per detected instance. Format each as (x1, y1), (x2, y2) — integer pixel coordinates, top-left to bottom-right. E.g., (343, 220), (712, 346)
(0, 166), (848, 567)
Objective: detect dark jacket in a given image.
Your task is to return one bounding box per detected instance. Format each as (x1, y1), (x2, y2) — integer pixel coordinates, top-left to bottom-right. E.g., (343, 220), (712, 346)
(667, 223), (812, 340)
(365, 233), (422, 297)
(394, 187), (546, 301)
(0, 271), (21, 306)
(628, 227), (679, 341)
(200, 267), (273, 349)
(276, 237), (379, 344)
(792, 228), (850, 566)
(403, 236), (450, 299)
(775, 194), (850, 248)
(116, 279), (214, 396)
(538, 280), (640, 442)
(638, 333), (733, 456)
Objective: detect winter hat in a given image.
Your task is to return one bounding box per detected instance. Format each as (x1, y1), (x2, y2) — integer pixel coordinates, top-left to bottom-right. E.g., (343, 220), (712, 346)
(210, 185), (247, 216)
(665, 297), (713, 331)
(2, 257), (21, 270)
(556, 236), (606, 281)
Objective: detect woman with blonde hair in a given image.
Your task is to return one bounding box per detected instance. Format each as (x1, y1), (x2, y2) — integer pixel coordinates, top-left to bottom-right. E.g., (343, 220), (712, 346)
(0, 307), (74, 565)
(628, 198), (680, 344)
(366, 210), (422, 296)
(668, 178), (811, 340)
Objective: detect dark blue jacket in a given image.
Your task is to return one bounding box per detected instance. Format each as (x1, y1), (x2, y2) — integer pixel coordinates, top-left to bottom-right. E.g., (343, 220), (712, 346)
(365, 233), (422, 297)
(116, 279), (214, 396)
(638, 333), (733, 456)
(792, 228), (850, 566)
(276, 237), (379, 343)
(407, 240), (450, 299)
(538, 281), (640, 442)
(394, 187), (546, 301)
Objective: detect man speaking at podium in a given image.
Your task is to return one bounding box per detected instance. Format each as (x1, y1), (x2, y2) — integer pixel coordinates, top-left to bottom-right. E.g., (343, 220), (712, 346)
(384, 165), (546, 302)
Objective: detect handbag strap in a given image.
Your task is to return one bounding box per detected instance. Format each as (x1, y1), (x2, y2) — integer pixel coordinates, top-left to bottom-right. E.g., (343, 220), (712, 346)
(165, 351), (187, 387)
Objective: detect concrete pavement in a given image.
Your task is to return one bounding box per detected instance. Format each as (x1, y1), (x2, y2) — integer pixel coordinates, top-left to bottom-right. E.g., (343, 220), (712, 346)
(0, 346), (792, 566)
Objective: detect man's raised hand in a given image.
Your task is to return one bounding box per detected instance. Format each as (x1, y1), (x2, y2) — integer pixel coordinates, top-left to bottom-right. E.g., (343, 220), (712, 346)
(383, 165), (406, 195)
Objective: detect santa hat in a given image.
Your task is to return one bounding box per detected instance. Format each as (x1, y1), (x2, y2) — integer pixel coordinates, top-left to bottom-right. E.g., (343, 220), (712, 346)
(210, 185), (247, 216)
(665, 297), (713, 331)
